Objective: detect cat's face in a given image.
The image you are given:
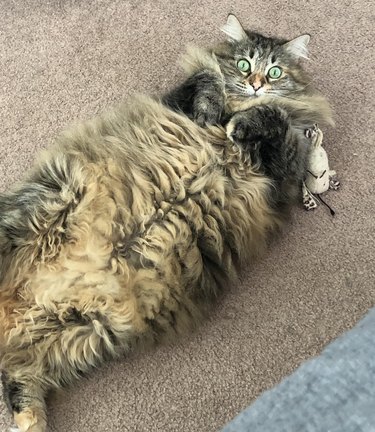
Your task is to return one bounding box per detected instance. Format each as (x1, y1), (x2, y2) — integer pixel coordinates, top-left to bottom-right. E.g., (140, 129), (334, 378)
(215, 15), (311, 102)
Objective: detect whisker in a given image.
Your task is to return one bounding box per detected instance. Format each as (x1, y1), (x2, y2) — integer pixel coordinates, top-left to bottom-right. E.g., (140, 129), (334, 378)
(226, 84), (249, 96)
(271, 81), (315, 94)
(266, 88), (311, 99)
(266, 93), (302, 102)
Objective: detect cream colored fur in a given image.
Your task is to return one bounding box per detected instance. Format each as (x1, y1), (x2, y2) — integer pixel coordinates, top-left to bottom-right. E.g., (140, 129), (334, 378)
(0, 96), (282, 431)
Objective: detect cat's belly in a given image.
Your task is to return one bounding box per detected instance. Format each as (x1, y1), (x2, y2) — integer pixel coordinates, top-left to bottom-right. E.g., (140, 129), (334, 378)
(18, 150), (224, 323)
(0, 95), (277, 344)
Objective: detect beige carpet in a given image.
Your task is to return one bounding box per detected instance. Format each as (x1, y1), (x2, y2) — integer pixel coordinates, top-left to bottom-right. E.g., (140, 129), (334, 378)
(0, 1), (374, 431)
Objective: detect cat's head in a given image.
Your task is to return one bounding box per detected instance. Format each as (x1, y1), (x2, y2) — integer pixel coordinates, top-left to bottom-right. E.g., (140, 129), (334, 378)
(215, 14), (311, 103)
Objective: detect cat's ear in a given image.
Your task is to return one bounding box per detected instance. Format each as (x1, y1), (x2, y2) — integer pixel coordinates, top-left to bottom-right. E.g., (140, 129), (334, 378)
(284, 34), (310, 59)
(221, 14), (248, 42)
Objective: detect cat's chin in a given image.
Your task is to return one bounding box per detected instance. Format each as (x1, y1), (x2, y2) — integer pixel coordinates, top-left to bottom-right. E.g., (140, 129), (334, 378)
(246, 93), (269, 100)
(245, 91), (268, 99)
(226, 93), (275, 113)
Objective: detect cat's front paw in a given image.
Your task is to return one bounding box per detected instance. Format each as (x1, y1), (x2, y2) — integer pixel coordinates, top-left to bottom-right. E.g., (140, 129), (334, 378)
(193, 97), (224, 127)
(226, 115), (255, 144)
(226, 105), (288, 146)
(194, 107), (221, 127)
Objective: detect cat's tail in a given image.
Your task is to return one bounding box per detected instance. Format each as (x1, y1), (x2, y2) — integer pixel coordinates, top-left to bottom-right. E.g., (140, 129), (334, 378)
(0, 152), (85, 290)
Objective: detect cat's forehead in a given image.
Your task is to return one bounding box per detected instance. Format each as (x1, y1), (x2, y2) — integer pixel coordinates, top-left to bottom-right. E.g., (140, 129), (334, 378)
(235, 33), (285, 59)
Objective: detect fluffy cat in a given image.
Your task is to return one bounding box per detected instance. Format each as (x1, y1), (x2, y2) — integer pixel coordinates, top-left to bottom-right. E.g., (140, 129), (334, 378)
(0, 14), (332, 432)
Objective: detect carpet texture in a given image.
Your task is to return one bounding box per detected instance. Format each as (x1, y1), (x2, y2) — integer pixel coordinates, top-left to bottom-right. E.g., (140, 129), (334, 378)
(0, 1), (374, 431)
(222, 306), (375, 432)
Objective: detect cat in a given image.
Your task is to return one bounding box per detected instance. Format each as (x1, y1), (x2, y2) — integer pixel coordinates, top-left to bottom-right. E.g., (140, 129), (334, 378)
(0, 14), (333, 432)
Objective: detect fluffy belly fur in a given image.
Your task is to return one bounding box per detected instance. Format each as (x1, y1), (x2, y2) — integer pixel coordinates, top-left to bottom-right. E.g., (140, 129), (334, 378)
(0, 95), (282, 431)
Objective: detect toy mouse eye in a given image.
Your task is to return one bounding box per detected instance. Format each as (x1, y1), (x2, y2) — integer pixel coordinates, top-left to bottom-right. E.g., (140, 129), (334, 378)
(237, 59), (251, 73)
(320, 170), (327, 178)
(307, 170), (318, 179)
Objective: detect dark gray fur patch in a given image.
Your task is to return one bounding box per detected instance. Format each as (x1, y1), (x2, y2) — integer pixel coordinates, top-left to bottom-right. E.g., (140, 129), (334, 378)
(163, 70), (225, 126)
(228, 105), (309, 211)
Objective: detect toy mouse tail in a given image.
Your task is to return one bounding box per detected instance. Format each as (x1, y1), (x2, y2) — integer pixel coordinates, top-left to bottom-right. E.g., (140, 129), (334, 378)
(317, 194), (335, 216)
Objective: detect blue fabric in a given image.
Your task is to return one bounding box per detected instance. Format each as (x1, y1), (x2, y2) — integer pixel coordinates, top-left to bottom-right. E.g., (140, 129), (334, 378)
(222, 307), (375, 432)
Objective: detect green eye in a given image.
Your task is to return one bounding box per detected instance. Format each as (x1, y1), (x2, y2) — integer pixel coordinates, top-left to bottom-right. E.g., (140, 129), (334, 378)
(268, 66), (282, 79)
(237, 59), (251, 73)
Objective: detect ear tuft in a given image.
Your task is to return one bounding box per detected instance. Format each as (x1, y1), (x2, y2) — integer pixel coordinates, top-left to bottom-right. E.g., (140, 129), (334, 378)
(220, 14), (248, 42)
(284, 34), (310, 59)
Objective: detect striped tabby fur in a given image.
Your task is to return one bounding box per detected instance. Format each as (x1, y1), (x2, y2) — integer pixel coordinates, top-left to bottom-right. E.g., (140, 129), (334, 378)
(0, 15), (332, 432)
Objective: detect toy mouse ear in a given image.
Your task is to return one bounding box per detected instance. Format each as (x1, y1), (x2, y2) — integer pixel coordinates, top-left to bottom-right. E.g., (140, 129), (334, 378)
(221, 14), (248, 42)
(283, 34), (310, 59)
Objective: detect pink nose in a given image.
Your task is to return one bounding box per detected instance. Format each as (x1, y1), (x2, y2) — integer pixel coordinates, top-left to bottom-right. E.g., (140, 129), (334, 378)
(252, 82), (262, 91)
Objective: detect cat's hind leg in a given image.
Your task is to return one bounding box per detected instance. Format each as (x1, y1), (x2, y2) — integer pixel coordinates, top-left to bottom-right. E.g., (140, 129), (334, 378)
(1, 302), (134, 432)
(2, 374), (47, 432)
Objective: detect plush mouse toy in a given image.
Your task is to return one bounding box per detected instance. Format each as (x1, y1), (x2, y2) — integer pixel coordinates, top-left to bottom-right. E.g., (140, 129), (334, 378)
(302, 124), (340, 215)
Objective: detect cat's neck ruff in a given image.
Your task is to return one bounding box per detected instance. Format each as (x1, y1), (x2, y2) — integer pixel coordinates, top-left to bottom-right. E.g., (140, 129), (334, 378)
(226, 93), (334, 128)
